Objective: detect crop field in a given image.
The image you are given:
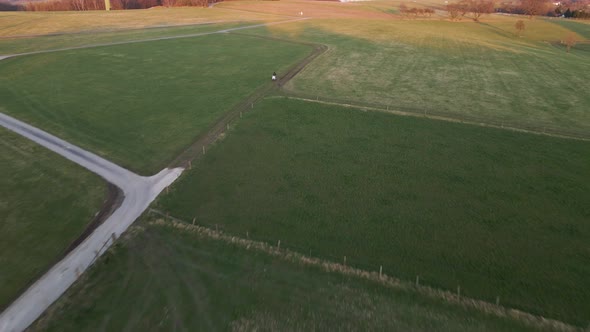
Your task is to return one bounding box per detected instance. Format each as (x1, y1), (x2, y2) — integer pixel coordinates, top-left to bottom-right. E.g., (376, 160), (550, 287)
(0, 32), (312, 174)
(29, 215), (541, 332)
(158, 97), (590, 325)
(0, 127), (106, 310)
(239, 15), (590, 136)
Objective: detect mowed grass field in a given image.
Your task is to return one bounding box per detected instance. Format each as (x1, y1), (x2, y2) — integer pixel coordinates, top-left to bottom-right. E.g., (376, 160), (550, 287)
(30, 216), (542, 332)
(0, 32), (312, 174)
(0, 7), (276, 37)
(0, 128), (106, 309)
(0, 21), (252, 54)
(246, 15), (590, 136)
(158, 97), (590, 326)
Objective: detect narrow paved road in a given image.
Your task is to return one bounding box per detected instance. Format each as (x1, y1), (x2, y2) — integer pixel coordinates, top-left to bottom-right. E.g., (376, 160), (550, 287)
(0, 112), (184, 332)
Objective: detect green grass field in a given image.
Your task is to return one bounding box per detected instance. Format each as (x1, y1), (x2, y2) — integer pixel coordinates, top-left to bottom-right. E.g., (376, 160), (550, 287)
(245, 16), (590, 136)
(0, 7), (275, 37)
(0, 128), (106, 309)
(158, 97), (590, 326)
(0, 33), (311, 174)
(0, 21), (252, 54)
(30, 216), (543, 332)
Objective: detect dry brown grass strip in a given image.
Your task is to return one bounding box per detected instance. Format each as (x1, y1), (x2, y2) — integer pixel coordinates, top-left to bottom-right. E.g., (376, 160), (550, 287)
(147, 212), (580, 332)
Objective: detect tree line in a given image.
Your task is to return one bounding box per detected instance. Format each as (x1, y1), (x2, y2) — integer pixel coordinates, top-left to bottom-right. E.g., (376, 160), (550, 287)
(495, 0), (590, 19)
(0, 0), (216, 11)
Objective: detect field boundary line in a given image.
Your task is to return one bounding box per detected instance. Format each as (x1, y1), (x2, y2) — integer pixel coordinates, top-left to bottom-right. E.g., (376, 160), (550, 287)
(167, 34), (327, 169)
(147, 210), (580, 332)
(280, 95), (590, 142)
(0, 17), (311, 60)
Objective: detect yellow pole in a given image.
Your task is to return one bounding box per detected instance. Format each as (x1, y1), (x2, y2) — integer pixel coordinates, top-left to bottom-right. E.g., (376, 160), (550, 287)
(104, 0), (110, 11)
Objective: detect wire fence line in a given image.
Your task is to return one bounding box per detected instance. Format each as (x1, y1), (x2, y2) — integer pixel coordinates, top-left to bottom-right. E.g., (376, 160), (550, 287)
(276, 90), (590, 141)
(146, 208), (579, 332)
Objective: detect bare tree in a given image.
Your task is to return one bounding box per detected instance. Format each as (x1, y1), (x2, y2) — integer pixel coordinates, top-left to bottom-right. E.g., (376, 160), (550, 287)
(515, 20), (525, 36)
(466, 0), (495, 22)
(564, 33), (577, 53)
(447, 3), (462, 20)
(520, 0), (550, 18)
(399, 2), (409, 16)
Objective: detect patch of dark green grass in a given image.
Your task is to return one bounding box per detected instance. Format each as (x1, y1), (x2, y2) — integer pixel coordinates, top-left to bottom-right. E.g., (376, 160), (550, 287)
(0, 33), (311, 174)
(30, 217), (542, 332)
(0, 128), (106, 309)
(158, 97), (590, 326)
(550, 19), (590, 39)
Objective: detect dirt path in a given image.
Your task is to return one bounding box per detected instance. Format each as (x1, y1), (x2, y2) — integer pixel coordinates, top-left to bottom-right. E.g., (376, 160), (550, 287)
(168, 34), (327, 169)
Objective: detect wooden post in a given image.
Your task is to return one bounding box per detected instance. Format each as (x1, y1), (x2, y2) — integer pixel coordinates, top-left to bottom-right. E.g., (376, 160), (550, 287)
(192, 217), (195, 225)
(379, 265), (383, 278)
(343, 256), (347, 265)
(496, 296), (500, 306)
(457, 286), (461, 298)
(246, 231), (249, 239)
(104, 0), (110, 11)
(202, 146), (206, 154)
(416, 275), (420, 287)
(277, 240), (281, 250)
(188, 161), (192, 169)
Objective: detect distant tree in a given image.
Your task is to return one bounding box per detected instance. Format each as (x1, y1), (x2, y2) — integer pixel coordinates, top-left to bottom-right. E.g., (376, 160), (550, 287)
(447, 1), (468, 20)
(564, 32), (577, 53)
(399, 2), (409, 16)
(564, 8), (572, 17)
(465, 0), (495, 21)
(515, 20), (525, 36)
(520, 0), (550, 18)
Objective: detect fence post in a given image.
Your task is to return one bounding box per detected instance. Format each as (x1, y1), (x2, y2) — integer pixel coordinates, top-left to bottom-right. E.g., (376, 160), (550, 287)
(246, 231), (249, 239)
(343, 256), (347, 265)
(188, 161), (192, 169)
(379, 265), (383, 278)
(457, 286), (461, 298)
(416, 275), (420, 287)
(496, 296), (500, 306)
(277, 240), (281, 250)
(202, 146), (206, 155)
(192, 217), (195, 225)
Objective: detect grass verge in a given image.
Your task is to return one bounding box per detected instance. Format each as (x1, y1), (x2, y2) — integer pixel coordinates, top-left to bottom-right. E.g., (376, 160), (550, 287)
(30, 215), (548, 332)
(0, 127), (106, 309)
